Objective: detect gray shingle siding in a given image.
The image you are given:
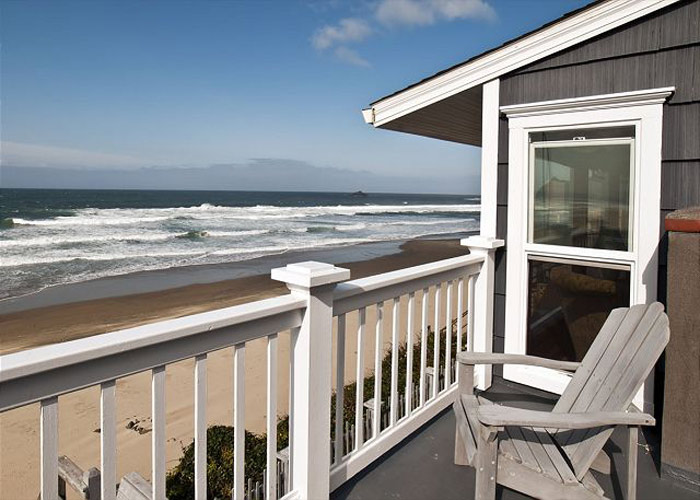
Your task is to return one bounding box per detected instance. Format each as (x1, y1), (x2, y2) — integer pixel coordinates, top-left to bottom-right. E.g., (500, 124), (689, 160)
(492, 0), (700, 362)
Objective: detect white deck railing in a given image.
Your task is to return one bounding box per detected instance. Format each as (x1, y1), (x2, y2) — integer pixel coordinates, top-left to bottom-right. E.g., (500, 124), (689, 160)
(0, 237), (502, 500)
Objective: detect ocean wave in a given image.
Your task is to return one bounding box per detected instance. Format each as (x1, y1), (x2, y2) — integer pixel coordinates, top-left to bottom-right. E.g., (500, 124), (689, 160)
(0, 232), (174, 248)
(0, 250), (209, 268)
(0, 229), (274, 249)
(8, 203), (480, 227)
(11, 215), (170, 226)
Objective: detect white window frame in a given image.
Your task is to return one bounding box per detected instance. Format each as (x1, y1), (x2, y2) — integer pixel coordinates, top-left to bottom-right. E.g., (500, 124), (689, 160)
(500, 88), (673, 411)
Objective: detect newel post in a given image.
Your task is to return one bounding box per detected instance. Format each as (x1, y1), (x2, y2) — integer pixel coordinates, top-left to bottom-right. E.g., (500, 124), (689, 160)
(272, 261), (350, 499)
(461, 236), (504, 390)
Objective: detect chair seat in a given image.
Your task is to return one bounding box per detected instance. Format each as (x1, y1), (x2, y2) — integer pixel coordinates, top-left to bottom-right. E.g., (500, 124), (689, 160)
(454, 394), (605, 497)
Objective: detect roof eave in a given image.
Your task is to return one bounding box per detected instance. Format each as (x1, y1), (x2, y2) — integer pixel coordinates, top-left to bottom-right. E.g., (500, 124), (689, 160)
(365, 0), (679, 130)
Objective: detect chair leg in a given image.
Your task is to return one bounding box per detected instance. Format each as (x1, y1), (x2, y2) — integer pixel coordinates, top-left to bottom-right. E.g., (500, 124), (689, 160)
(626, 426), (638, 500)
(475, 426), (498, 500)
(455, 427), (469, 466)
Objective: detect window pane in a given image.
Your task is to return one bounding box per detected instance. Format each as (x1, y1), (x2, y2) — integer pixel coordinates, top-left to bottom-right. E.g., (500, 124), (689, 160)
(527, 258), (630, 362)
(530, 141), (632, 251)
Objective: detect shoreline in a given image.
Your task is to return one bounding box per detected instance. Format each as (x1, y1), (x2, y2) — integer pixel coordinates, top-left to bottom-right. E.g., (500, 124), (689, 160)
(0, 233), (473, 314)
(0, 236), (472, 355)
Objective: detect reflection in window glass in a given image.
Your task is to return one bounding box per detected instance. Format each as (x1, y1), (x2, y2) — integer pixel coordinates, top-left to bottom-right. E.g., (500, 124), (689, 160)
(530, 140), (633, 251)
(527, 258), (630, 362)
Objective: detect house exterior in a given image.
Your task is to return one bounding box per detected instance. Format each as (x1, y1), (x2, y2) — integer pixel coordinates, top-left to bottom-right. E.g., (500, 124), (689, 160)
(364, 0), (698, 411)
(363, 0), (699, 487)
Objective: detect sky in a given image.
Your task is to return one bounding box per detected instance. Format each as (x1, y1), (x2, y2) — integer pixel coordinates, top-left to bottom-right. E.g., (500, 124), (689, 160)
(0, 0), (588, 194)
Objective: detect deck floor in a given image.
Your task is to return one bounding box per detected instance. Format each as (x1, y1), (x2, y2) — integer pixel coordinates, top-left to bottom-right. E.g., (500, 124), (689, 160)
(330, 378), (699, 500)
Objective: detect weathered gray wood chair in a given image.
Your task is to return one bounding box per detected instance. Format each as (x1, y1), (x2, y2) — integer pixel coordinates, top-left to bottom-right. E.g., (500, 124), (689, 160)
(453, 303), (669, 500)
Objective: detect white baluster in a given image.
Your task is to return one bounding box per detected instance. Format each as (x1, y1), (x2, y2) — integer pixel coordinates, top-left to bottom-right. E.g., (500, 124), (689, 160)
(389, 297), (400, 426)
(40, 396), (58, 500)
(468, 275), (476, 352)
(233, 344), (246, 500)
(152, 366), (166, 500)
(354, 307), (366, 450)
(266, 334), (278, 500)
(405, 292), (415, 417)
(445, 281), (453, 387)
(432, 285), (441, 398)
(334, 315), (345, 464)
(101, 381), (117, 500)
(419, 288), (429, 406)
(373, 302), (383, 438)
(195, 355), (207, 500)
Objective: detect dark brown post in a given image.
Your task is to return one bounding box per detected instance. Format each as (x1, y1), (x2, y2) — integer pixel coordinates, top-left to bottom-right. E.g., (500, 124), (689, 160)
(661, 208), (700, 488)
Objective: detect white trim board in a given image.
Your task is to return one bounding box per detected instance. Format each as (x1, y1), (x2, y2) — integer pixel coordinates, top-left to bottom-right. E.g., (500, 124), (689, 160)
(365, 0), (679, 128)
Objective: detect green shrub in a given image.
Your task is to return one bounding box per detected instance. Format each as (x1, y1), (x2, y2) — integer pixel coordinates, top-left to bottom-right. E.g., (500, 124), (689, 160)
(166, 418), (288, 500)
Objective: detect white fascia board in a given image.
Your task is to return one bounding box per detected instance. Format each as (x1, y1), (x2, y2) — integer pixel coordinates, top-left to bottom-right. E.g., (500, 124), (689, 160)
(369, 0), (679, 128)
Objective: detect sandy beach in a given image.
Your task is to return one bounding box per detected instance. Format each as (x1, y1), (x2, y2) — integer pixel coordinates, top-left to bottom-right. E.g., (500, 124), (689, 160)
(0, 238), (470, 499)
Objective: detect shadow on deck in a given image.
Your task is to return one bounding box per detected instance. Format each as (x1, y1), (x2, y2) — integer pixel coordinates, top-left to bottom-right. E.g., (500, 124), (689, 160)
(331, 378), (699, 500)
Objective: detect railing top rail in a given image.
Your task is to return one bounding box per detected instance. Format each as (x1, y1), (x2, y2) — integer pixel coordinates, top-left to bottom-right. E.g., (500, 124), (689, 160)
(334, 253), (484, 300)
(332, 253), (484, 315)
(0, 294), (305, 384)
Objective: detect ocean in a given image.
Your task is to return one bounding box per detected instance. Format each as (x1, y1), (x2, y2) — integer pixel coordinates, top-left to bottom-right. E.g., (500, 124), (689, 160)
(0, 188), (480, 300)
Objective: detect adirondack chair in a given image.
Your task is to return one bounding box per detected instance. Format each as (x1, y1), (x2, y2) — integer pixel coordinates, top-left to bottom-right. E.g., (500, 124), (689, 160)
(453, 303), (669, 500)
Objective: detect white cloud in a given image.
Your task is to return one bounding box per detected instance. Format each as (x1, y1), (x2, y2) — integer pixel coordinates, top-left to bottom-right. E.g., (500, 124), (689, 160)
(0, 141), (155, 169)
(310, 1), (495, 67)
(333, 46), (371, 67)
(312, 18), (372, 50)
(376, 0), (495, 26)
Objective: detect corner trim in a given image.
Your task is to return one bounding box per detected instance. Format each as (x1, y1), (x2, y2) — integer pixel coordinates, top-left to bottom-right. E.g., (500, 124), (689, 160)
(500, 87), (675, 118)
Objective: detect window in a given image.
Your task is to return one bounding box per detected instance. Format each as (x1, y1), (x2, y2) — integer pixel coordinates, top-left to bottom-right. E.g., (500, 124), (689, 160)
(502, 88), (669, 401)
(528, 127), (634, 251)
(527, 257), (630, 362)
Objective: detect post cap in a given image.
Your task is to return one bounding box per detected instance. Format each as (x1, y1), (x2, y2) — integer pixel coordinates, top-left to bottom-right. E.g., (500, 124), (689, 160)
(460, 236), (505, 250)
(271, 261), (350, 289)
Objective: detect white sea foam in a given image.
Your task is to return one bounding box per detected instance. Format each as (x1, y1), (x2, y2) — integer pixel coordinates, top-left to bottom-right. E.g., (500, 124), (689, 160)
(1, 201), (480, 299)
(9, 203), (480, 227)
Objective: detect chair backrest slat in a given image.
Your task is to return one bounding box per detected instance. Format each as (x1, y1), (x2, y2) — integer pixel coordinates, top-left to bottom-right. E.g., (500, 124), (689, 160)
(551, 303), (669, 480)
(552, 308), (628, 415)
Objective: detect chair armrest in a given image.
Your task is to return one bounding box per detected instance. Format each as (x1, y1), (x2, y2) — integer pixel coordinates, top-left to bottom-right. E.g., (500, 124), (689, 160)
(456, 352), (580, 372)
(476, 405), (656, 429)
